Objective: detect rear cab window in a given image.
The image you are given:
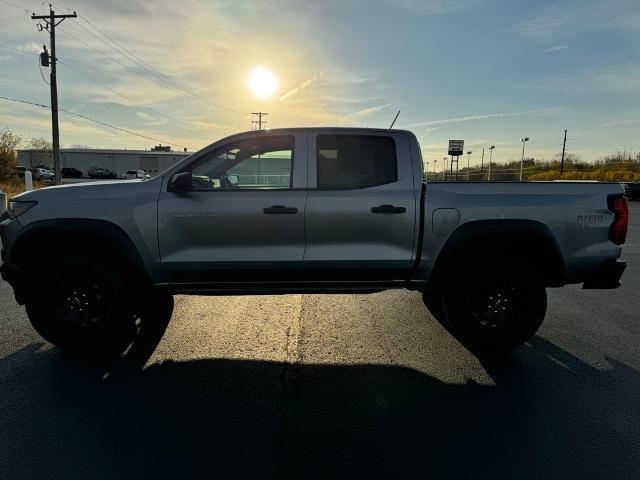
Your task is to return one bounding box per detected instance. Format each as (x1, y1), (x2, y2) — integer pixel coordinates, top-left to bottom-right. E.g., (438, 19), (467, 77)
(316, 135), (397, 190)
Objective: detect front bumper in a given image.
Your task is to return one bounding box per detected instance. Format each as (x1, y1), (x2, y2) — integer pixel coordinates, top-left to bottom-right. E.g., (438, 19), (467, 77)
(582, 260), (627, 289)
(0, 214), (25, 304)
(1, 250), (26, 305)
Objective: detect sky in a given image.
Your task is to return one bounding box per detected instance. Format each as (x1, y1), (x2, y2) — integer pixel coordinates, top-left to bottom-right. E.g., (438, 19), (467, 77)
(1, 0), (639, 169)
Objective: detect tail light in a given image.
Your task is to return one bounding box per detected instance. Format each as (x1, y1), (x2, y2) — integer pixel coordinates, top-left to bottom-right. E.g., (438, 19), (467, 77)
(608, 195), (628, 245)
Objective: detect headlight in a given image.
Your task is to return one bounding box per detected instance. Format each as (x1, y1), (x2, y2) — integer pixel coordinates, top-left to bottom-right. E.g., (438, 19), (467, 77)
(7, 201), (37, 219)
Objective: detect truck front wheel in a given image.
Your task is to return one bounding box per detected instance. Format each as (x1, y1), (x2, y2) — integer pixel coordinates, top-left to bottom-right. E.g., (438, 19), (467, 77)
(442, 257), (547, 352)
(23, 254), (163, 355)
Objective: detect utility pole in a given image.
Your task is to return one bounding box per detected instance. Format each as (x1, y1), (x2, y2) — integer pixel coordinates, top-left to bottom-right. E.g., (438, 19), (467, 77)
(251, 112), (269, 129)
(32, 5), (77, 186)
(488, 145), (495, 181)
(480, 148), (485, 181)
(520, 137), (530, 181)
(443, 157), (448, 181)
(560, 129), (567, 175)
(466, 151), (472, 181)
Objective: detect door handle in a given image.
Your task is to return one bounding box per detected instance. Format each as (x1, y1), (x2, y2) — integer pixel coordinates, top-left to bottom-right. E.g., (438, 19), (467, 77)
(371, 204), (406, 214)
(263, 205), (298, 214)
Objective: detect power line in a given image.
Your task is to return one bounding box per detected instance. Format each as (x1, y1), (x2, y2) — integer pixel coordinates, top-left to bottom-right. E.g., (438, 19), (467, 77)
(50, 1), (183, 90)
(61, 110), (192, 150)
(2, 41), (210, 131)
(0, 95), (48, 109)
(0, 42), (24, 54)
(56, 59), (194, 127)
(3, 0), (250, 117)
(0, 0), (29, 13)
(50, 1), (248, 115)
(0, 95), (193, 149)
(57, 26), (176, 91)
(62, 21), (181, 92)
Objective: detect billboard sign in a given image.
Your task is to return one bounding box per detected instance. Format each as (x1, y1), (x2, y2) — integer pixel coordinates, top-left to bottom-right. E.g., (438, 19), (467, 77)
(448, 139), (464, 156)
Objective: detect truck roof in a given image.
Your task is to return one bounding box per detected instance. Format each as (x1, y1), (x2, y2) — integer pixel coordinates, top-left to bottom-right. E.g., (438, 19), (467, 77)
(240, 127), (414, 135)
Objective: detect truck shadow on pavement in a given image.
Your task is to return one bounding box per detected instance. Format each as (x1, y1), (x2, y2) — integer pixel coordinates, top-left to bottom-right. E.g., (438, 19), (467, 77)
(1, 336), (639, 479)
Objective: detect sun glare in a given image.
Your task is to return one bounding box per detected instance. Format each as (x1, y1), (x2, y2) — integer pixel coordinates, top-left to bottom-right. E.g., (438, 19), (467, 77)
(247, 66), (278, 100)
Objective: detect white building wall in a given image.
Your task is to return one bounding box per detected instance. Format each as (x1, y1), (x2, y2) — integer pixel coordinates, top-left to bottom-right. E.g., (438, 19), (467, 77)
(17, 149), (190, 178)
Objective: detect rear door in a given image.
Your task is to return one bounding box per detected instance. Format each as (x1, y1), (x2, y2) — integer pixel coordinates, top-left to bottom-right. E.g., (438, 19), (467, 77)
(157, 131), (307, 285)
(303, 131), (416, 282)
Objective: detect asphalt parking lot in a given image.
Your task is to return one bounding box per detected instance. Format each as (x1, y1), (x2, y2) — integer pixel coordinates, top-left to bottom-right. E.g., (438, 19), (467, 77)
(1, 203), (639, 479)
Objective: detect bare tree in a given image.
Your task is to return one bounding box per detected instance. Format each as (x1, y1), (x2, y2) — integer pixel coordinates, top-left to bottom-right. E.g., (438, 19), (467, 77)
(25, 136), (53, 169)
(28, 137), (53, 150)
(0, 127), (22, 180)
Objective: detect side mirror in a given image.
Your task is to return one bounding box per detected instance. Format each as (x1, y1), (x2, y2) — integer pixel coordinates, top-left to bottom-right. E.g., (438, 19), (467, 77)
(168, 171), (192, 193)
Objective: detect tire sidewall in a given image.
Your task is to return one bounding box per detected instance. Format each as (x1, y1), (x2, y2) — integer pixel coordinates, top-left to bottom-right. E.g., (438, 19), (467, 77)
(443, 257), (547, 351)
(25, 254), (137, 354)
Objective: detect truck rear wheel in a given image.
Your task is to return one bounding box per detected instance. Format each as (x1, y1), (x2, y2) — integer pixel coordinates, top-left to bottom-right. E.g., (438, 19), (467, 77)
(442, 257), (546, 352)
(24, 254), (153, 355)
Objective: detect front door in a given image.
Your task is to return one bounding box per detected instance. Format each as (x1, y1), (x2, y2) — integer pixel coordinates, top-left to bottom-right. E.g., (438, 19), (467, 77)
(157, 132), (307, 285)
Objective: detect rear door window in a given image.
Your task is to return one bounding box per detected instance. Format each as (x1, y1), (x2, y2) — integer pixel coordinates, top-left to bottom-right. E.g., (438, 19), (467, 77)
(316, 135), (397, 189)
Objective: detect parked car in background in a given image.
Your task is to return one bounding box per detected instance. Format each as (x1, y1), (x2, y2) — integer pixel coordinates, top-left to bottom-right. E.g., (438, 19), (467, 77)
(33, 168), (54, 182)
(14, 166), (29, 178)
(623, 182), (640, 201)
(88, 166), (116, 179)
(124, 169), (151, 180)
(61, 167), (83, 178)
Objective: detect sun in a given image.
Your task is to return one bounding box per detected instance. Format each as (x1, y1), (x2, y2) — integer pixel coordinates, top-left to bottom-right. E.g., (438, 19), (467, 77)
(247, 66), (278, 100)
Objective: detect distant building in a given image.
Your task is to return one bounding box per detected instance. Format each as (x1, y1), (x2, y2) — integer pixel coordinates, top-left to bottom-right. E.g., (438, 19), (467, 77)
(17, 147), (192, 178)
(151, 144), (172, 152)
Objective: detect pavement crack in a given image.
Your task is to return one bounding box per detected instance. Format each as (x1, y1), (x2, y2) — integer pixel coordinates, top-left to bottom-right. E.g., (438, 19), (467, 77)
(272, 294), (304, 479)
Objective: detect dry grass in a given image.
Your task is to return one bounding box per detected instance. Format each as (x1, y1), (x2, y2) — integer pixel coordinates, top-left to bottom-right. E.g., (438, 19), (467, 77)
(0, 178), (46, 199)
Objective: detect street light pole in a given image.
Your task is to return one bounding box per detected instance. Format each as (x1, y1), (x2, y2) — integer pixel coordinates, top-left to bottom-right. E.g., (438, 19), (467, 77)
(488, 145), (495, 181)
(480, 148), (485, 181)
(520, 137), (529, 181)
(433, 160), (437, 180)
(443, 157), (448, 181)
(466, 151), (472, 181)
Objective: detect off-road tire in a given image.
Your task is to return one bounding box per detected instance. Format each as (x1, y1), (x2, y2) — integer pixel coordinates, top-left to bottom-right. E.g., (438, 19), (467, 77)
(24, 254), (141, 354)
(442, 257), (547, 352)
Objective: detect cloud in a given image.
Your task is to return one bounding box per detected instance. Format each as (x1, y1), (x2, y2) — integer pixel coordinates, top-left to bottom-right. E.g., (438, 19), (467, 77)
(16, 42), (42, 54)
(344, 103), (393, 119)
(596, 65), (640, 94)
(601, 118), (640, 128)
(136, 111), (154, 121)
(380, 0), (481, 15)
(513, 0), (639, 44)
(403, 108), (561, 128)
(540, 45), (567, 54)
(514, 16), (565, 42)
(279, 73), (320, 102)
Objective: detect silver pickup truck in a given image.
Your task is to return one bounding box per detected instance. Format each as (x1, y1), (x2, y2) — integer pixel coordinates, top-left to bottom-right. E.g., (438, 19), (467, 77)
(0, 128), (629, 355)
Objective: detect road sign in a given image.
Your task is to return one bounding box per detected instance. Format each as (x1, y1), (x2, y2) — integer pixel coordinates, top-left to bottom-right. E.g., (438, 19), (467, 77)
(448, 139), (464, 156)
